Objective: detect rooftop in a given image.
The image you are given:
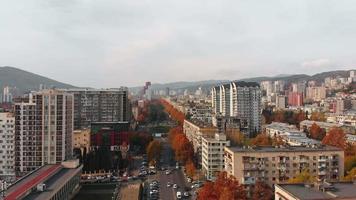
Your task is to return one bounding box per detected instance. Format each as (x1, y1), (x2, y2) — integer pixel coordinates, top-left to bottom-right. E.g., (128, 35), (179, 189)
(276, 182), (356, 200)
(226, 145), (342, 153)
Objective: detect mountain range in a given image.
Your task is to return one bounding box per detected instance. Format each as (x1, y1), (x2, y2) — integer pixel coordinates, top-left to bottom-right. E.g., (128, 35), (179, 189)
(0, 66), (354, 95)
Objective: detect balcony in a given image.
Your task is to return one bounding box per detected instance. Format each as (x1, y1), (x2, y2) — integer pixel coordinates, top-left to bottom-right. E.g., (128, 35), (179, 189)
(241, 177), (255, 185)
(243, 164), (258, 171)
(318, 170), (326, 175)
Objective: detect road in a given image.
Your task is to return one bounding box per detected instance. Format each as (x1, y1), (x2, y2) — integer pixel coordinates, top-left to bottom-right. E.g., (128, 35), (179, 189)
(157, 137), (193, 200)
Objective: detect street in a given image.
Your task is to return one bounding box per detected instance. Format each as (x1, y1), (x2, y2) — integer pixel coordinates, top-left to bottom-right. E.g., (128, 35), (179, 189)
(143, 137), (197, 200)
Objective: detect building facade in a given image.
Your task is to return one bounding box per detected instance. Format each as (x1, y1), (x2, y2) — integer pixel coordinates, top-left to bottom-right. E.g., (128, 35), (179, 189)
(305, 86), (326, 102)
(73, 129), (90, 153)
(0, 113), (15, 179)
(183, 119), (217, 166)
(64, 88), (130, 129)
(202, 133), (230, 180)
(288, 92), (303, 107)
(14, 90), (74, 176)
(211, 81), (262, 137)
(224, 146), (344, 187)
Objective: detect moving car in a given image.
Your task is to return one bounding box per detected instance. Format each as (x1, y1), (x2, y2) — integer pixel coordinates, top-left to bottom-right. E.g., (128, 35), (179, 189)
(176, 191), (182, 199)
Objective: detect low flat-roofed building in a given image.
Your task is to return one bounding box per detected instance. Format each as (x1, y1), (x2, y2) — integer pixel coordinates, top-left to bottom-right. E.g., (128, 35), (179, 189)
(224, 145), (344, 187)
(275, 182), (356, 200)
(4, 159), (82, 200)
(265, 122), (320, 146)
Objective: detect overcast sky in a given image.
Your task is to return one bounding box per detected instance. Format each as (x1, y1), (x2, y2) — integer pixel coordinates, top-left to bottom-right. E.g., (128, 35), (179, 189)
(0, 0), (355, 87)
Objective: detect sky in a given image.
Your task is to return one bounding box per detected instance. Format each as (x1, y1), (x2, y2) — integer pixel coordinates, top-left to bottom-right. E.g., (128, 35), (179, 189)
(0, 0), (356, 87)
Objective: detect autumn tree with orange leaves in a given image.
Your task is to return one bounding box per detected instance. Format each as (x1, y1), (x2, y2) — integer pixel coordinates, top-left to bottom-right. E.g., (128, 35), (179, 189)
(252, 181), (273, 200)
(251, 134), (271, 146)
(309, 123), (325, 141)
(172, 134), (194, 164)
(198, 172), (247, 200)
(160, 99), (185, 125)
(185, 160), (196, 178)
(322, 127), (346, 150)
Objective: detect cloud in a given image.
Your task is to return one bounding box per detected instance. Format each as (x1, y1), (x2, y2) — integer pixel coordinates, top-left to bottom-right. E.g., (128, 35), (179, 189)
(0, 0), (355, 87)
(301, 58), (332, 68)
(301, 58), (335, 69)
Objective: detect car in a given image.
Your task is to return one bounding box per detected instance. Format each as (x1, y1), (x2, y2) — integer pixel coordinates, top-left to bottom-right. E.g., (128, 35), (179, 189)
(176, 191), (182, 199)
(173, 184), (178, 189)
(150, 190), (159, 194)
(187, 177), (192, 183)
(183, 191), (190, 197)
(166, 182), (172, 188)
(165, 170), (171, 175)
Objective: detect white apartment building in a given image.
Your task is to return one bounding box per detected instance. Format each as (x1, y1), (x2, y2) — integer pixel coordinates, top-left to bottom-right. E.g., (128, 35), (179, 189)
(202, 133), (230, 180)
(183, 119), (216, 166)
(275, 95), (287, 109)
(211, 81), (262, 137)
(0, 113), (15, 178)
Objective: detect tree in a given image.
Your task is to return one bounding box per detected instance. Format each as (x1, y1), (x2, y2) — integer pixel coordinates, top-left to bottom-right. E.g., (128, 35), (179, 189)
(294, 110), (306, 127)
(251, 134), (272, 146)
(322, 127), (346, 150)
(271, 136), (286, 146)
(252, 181), (273, 200)
(345, 156), (356, 173)
(146, 140), (161, 163)
(185, 160), (196, 178)
(173, 134), (194, 164)
(288, 170), (316, 183)
(198, 172), (246, 200)
(309, 123), (325, 140)
(343, 167), (356, 181)
(310, 112), (326, 122)
(226, 131), (247, 146)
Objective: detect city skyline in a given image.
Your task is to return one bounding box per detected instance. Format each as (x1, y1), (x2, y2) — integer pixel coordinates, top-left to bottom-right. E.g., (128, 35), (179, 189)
(1, 1), (356, 87)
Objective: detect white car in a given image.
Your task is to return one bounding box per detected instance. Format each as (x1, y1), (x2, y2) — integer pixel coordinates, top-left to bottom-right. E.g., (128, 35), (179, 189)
(165, 170), (171, 175)
(176, 191), (182, 199)
(173, 184), (178, 189)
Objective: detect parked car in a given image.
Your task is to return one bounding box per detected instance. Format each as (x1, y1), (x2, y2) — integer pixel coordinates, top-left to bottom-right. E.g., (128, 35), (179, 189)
(176, 191), (182, 199)
(183, 191), (190, 197)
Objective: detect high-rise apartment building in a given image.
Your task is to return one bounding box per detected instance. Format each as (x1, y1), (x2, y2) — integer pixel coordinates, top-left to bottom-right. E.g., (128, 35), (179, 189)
(2, 86), (13, 103)
(0, 113), (15, 179)
(288, 92), (303, 107)
(14, 90), (74, 176)
(211, 82), (261, 137)
(306, 86), (326, 102)
(276, 95), (287, 109)
(64, 88), (130, 129)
